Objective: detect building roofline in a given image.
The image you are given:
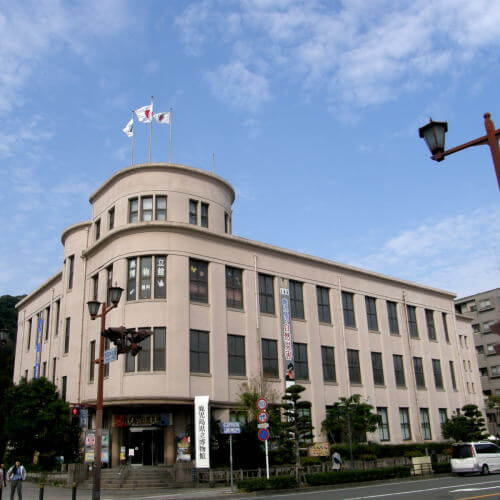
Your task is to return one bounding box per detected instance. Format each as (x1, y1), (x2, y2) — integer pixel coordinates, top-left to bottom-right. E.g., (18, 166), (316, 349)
(88, 162), (236, 205)
(455, 313), (474, 322)
(455, 287), (500, 303)
(61, 220), (92, 245)
(16, 270), (62, 309)
(82, 221), (456, 298)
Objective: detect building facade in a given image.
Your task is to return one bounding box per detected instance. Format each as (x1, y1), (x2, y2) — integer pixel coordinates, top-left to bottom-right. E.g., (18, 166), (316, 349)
(14, 163), (484, 466)
(455, 288), (500, 434)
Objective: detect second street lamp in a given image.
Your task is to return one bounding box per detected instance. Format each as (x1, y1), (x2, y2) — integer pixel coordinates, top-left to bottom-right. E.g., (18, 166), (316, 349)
(86, 285), (123, 500)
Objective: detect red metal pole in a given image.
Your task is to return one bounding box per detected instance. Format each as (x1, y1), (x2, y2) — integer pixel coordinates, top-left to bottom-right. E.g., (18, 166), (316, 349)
(483, 113), (500, 189)
(92, 304), (107, 500)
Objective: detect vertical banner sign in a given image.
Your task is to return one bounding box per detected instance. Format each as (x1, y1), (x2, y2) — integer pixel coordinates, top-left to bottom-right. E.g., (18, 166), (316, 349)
(195, 395), (210, 468)
(34, 316), (43, 378)
(280, 280), (295, 389)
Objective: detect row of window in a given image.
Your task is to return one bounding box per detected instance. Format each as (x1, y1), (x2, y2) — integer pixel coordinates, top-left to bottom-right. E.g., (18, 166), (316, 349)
(472, 320), (497, 334)
(25, 299), (61, 351)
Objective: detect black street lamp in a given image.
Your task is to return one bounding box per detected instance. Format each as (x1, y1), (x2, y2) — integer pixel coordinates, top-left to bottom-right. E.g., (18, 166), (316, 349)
(419, 112), (500, 189)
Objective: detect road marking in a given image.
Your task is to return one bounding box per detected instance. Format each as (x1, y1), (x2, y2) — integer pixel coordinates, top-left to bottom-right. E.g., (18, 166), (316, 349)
(458, 494), (500, 500)
(452, 486), (500, 492)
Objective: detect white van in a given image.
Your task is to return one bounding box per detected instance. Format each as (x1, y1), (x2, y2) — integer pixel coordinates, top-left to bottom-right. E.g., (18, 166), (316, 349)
(451, 442), (500, 475)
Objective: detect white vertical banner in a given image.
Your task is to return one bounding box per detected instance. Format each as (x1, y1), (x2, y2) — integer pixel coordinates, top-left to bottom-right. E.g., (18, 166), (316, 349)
(195, 395), (210, 468)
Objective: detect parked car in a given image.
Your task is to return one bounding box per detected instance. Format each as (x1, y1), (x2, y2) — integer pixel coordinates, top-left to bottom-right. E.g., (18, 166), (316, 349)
(451, 442), (500, 475)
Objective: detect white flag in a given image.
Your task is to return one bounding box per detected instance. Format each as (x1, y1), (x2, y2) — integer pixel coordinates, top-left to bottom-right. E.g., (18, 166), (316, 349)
(135, 103), (153, 123)
(122, 118), (134, 137)
(154, 112), (171, 124)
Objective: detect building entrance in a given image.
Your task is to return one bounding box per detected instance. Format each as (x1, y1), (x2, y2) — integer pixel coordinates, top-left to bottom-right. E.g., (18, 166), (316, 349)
(128, 428), (164, 465)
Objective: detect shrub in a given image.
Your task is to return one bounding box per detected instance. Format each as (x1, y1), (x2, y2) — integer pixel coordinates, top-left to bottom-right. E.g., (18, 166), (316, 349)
(432, 462), (451, 474)
(404, 450), (423, 458)
(301, 457), (322, 466)
(236, 475), (298, 492)
(329, 442), (451, 460)
(358, 454), (377, 461)
(305, 466), (411, 486)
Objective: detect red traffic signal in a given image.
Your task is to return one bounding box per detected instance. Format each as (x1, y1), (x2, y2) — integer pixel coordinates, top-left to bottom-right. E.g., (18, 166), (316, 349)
(71, 406), (80, 417)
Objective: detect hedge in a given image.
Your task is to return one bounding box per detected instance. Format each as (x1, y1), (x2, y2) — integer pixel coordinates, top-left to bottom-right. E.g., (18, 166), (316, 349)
(305, 466), (412, 486)
(432, 462), (451, 474)
(329, 442), (451, 459)
(236, 475), (298, 492)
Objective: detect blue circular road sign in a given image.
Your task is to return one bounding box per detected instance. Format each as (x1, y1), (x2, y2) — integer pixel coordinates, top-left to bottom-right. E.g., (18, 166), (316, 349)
(258, 428), (270, 441)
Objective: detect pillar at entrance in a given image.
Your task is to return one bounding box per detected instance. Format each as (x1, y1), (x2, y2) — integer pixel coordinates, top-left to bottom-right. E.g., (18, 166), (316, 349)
(111, 426), (121, 467)
(164, 426), (175, 465)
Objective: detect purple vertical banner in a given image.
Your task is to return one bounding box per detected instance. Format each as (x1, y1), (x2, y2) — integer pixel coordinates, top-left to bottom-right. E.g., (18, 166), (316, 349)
(34, 316), (43, 378)
(280, 282), (295, 389)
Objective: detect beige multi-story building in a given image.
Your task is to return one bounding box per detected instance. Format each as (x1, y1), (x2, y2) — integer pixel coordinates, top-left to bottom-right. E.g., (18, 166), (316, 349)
(455, 288), (500, 434)
(14, 163), (483, 466)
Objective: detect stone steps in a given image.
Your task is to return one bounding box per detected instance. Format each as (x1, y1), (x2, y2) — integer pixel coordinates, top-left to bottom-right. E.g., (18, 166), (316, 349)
(79, 466), (176, 489)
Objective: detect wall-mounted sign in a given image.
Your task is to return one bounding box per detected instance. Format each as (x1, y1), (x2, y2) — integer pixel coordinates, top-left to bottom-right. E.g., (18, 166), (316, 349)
(280, 282), (295, 388)
(220, 422), (241, 434)
(33, 316), (43, 379)
(307, 442), (330, 457)
(195, 395), (210, 468)
(113, 413), (172, 427)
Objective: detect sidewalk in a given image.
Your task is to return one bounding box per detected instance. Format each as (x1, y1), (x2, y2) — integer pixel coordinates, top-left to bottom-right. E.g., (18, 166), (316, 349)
(9, 481), (233, 500)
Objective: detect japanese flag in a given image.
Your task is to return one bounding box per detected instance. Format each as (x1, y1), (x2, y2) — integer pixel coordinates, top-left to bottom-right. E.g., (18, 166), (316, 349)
(154, 112), (171, 124)
(122, 118), (134, 137)
(135, 103), (153, 123)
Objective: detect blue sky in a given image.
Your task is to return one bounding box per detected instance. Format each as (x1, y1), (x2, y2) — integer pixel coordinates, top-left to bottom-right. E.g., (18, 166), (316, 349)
(1, 0), (499, 298)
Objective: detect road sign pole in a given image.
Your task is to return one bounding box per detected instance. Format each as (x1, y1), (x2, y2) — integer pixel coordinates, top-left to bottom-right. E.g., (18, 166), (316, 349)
(229, 434), (234, 492)
(265, 439), (269, 479)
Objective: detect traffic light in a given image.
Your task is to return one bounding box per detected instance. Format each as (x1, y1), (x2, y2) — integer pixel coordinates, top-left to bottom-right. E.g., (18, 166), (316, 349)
(71, 406), (80, 417)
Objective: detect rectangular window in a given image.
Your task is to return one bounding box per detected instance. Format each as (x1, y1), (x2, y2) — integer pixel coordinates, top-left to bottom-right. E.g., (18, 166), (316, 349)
(347, 349), (362, 384)
(317, 286), (331, 323)
(407, 305), (418, 338)
(189, 199), (198, 224)
(129, 198), (138, 223)
(95, 219), (101, 241)
(68, 255), (74, 290)
(27, 318), (32, 350)
(262, 339), (278, 378)
(201, 202), (209, 228)
(61, 376), (67, 402)
(92, 274), (99, 301)
(52, 357), (56, 383)
(190, 329), (209, 373)
(127, 258), (137, 300)
(472, 323), (480, 333)
(442, 313), (450, 343)
(365, 296), (378, 331)
(483, 320), (495, 332)
(89, 340), (96, 382)
(425, 309), (436, 341)
(54, 300), (60, 336)
(413, 357), (425, 389)
(289, 280), (305, 319)
(259, 274), (275, 314)
(449, 360), (457, 390)
(141, 196), (153, 221)
(487, 343), (496, 354)
(154, 255), (166, 299)
(226, 267), (243, 309)
(138, 329), (151, 371)
(393, 354), (406, 387)
(125, 348), (135, 373)
(477, 345), (485, 354)
(387, 301), (399, 334)
(342, 291), (356, 328)
(108, 207), (115, 230)
(44, 307), (51, 341)
(153, 327), (166, 371)
(294, 342), (309, 380)
(104, 338), (110, 377)
(64, 318), (71, 354)
(224, 213), (230, 233)
(228, 334), (246, 376)
(321, 346), (336, 382)
(432, 359), (444, 389)
(106, 265), (113, 306)
(399, 408), (411, 440)
(140, 256), (152, 299)
(24, 369), (28, 380)
(190, 259), (208, 303)
(377, 407), (390, 441)
(439, 408), (447, 426)
(371, 352), (385, 385)
(155, 196), (167, 221)
(420, 408), (432, 440)
(479, 298), (492, 310)
(42, 361), (47, 378)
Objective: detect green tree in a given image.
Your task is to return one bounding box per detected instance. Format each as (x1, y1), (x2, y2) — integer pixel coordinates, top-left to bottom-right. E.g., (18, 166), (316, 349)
(321, 394), (379, 461)
(278, 384), (313, 481)
(2, 377), (80, 468)
(236, 376), (279, 422)
(441, 404), (487, 442)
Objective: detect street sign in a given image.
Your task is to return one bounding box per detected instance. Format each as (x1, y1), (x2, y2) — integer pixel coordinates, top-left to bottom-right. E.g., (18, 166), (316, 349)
(258, 428), (270, 441)
(104, 347), (118, 364)
(220, 422), (241, 434)
(256, 397), (268, 411)
(257, 411), (268, 423)
(79, 408), (88, 428)
(257, 423), (269, 429)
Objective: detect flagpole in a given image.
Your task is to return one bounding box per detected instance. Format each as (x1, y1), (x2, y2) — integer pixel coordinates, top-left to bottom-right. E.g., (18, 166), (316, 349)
(169, 107), (173, 163)
(149, 96), (154, 163)
(131, 111), (135, 166)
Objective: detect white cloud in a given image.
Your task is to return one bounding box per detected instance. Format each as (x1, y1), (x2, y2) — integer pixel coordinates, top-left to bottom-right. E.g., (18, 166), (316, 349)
(176, 0), (500, 111)
(349, 206), (500, 297)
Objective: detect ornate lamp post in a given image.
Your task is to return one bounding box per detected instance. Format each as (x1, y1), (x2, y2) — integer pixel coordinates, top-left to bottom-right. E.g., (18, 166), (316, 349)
(87, 286), (123, 500)
(419, 113), (500, 189)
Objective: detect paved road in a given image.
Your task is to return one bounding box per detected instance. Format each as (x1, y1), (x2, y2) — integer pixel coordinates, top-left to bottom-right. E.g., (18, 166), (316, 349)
(12, 475), (500, 500)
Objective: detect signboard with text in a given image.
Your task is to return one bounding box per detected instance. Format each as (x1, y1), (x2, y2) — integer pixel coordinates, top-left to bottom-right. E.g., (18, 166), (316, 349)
(279, 281), (296, 388)
(195, 395), (210, 468)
